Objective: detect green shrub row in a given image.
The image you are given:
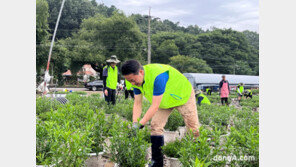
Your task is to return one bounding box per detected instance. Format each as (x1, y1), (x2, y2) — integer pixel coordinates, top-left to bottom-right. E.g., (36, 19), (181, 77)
(37, 103), (109, 166)
(37, 91), (259, 166)
(36, 95), (151, 166)
(36, 97), (61, 115)
(239, 95), (259, 109)
(48, 91), (87, 95)
(162, 125), (259, 167)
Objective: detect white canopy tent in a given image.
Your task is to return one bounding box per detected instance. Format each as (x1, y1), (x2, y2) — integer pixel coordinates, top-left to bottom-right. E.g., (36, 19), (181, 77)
(183, 73), (259, 90)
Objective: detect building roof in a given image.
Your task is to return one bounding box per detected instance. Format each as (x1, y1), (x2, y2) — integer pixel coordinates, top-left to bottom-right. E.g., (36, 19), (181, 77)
(62, 64), (97, 76)
(77, 70), (95, 76)
(183, 73), (259, 85)
(62, 70), (72, 76)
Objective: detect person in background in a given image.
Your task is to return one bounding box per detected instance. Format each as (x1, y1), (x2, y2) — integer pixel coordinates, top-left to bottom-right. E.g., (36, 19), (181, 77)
(195, 90), (211, 105)
(206, 87), (210, 95)
(102, 55), (122, 105)
(209, 86), (213, 96)
(208, 87), (212, 95)
(83, 74), (88, 87)
(91, 62), (109, 101)
(244, 89), (253, 99)
(90, 62), (105, 80)
(124, 79), (134, 99)
(121, 60), (200, 167)
(101, 64), (109, 101)
(219, 75), (230, 106)
(237, 83), (244, 103)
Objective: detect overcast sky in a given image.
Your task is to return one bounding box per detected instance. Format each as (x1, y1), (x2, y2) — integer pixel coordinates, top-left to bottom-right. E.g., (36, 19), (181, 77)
(97, 0), (259, 32)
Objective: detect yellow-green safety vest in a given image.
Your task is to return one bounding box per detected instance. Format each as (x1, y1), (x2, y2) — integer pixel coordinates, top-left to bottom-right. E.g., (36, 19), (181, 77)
(106, 66), (118, 89)
(247, 89), (252, 95)
(237, 86), (244, 94)
(125, 79), (133, 90)
(132, 64), (192, 109)
(198, 93), (211, 105)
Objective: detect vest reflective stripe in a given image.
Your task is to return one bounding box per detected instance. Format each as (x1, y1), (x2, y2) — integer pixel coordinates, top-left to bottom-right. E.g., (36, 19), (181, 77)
(132, 64), (192, 109)
(125, 79), (133, 90)
(198, 94), (211, 104)
(106, 66), (118, 89)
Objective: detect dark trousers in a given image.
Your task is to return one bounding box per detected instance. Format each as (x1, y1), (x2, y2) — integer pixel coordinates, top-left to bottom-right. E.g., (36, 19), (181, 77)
(125, 90), (134, 99)
(106, 88), (116, 105)
(245, 94), (253, 99)
(221, 97), (229, 105)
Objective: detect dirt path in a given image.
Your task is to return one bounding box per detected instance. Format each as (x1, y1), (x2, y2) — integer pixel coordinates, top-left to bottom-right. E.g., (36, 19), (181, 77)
(85, 90), (104, 97)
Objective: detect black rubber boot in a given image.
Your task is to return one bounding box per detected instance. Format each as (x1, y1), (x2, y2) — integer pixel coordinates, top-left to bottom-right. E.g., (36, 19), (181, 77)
(149, 135), (164, 167)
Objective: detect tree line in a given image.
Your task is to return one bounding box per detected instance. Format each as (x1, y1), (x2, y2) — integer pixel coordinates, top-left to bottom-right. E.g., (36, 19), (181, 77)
(36, 0), (259, 85)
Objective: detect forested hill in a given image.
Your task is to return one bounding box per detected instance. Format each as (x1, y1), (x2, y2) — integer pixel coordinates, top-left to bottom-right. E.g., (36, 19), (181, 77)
(36, 0), (259, 84)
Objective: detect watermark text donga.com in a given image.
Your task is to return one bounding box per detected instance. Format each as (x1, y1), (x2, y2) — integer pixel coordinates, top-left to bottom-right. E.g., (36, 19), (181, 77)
(212, 155), (256, 162)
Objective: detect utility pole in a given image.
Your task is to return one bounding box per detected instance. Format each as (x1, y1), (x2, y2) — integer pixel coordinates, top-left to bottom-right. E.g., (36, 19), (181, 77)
(147, 7), (151, 64)
(43, 0), (66, 95)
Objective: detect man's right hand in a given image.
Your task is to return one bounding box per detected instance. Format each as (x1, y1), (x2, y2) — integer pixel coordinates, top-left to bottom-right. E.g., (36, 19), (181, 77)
(104, 89), (108, 96)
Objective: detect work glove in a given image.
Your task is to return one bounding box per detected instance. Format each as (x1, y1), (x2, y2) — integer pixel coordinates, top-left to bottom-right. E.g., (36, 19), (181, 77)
(128, 122), (144, 137)
(132, 122), (144, 130)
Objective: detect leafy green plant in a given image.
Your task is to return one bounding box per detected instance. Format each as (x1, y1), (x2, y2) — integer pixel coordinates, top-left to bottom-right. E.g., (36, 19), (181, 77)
(164, 110), (185, 131)
(178, 127), (212, 167)
(36, 103), (108, 166)
(102, 98), (150, 122)
(107, 120), (151, 167)
(198, 105), (236, 134)
(251, 89), (259, 95)
(90, 110), (108, 153)
(228, 126), (259, 166)
(36, 97), (60, 115)
(192, 157), (211, 167)
(239, 95), (259, 109)
(233, 109), (259, 131)
(36, 120), (52, 164)
(48, 123), (93, 166)
(36, 89), (259, 167)
(206, 94), (221, 104)
(162, 139), (182, 158)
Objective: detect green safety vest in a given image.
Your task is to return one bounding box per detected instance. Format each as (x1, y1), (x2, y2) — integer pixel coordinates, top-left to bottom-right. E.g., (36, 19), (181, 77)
(247, 89), (252, 95)
(198, 93), (211, 105)
(206, 88), (209, 93)
(125, 79), (133, 90)
(132, 64), (192, 109)
(237, 86), (244, 94)
(106, 66), (118, 89)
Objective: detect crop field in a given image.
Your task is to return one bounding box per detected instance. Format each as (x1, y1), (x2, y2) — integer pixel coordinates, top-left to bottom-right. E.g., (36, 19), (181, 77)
(36, 91), (259, 167)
